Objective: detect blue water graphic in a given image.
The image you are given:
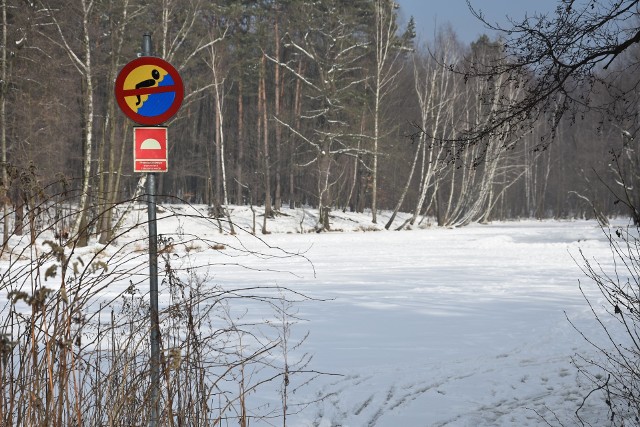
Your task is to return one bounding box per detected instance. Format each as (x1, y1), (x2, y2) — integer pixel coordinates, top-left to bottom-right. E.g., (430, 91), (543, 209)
(138, 75), (176, 117)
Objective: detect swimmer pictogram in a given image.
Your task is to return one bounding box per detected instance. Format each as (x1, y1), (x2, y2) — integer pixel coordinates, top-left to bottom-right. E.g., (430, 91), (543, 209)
(115, 57), (183, 125)
(135, 69), (161, 105)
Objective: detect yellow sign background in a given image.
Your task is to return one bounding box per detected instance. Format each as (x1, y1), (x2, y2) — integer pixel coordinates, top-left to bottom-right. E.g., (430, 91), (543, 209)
(123, 65), (169, 112)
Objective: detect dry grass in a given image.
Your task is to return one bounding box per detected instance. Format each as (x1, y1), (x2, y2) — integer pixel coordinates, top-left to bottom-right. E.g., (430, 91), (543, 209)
(0, 181), (318, 427)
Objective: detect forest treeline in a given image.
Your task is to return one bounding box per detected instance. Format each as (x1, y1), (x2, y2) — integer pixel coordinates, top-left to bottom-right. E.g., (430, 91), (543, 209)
(0, 0), (633, 241)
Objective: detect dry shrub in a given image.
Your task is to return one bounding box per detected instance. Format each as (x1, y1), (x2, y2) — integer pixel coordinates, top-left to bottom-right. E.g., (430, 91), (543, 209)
(0, 172), (319, 427)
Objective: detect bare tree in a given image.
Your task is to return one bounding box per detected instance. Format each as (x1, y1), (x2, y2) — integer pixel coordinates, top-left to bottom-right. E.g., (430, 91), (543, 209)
(268, 0), (372, 231)
(369, 0), (413, 224)
(259, 53), (272, 233)
(0, 0), (9, 248)
(457, 0), (640, 148)
(273, 0), (283, 212)
(41, 0), (96, 247)
(205, 39), (229, 212)
(406, 33), (458, 227)
(457, 2), (640, 424)
(97, 0), (141, 245)
(437, 36), (534, 226)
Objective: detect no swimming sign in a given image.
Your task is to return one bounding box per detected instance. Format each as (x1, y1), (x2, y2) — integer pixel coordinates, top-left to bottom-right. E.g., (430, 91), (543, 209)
(115, 56), (184, 126)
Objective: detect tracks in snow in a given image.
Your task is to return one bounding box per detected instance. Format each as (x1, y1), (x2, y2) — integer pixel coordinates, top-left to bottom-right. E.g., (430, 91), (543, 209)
(303, 350), (607, 427)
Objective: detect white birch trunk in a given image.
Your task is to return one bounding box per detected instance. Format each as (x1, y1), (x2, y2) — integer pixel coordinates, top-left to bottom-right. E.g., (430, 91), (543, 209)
(1, 0), (8, 248)
(70, 0), (94, 246)
(210, 46), (228, 206)
(410, 46), (454, 225)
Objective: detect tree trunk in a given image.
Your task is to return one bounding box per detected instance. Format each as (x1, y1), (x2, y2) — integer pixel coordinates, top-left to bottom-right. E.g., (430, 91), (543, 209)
(273, 2), (282, 211)
(14, 196), (22, 236)
(99, 0), (130, 244)
(0, 0), (8, 248)
(385, 137), (423, 229)
(289, 62), (304, 210)
(260, 55), (272, 233)
(69, 0), (94, 247)
(236, 81), (245, 204)
(317, 142), (331, 230)
(211, 46), (228, 210)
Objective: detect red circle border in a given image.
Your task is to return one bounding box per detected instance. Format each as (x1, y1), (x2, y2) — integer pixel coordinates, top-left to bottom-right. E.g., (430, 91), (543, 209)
(114, 56), (184, 126)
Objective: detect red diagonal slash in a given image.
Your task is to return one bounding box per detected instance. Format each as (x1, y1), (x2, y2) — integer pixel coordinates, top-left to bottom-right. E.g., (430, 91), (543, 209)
(122, 85), (177, 97)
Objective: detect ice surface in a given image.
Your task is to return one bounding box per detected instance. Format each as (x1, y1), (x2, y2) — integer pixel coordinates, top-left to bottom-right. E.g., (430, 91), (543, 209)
(6, 204), (628, 426)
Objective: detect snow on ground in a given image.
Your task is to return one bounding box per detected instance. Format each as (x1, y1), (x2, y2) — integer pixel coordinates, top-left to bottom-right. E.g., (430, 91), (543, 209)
(134, 205), (622, 426)
(7, 204), (629, 426)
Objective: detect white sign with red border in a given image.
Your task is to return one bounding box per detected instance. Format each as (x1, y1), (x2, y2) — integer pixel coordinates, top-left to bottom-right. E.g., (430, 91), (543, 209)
(134, 127), (168, 173)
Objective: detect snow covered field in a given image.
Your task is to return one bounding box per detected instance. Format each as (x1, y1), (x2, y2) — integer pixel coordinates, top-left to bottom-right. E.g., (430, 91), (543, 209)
(142, 206), (621, 426)
(4, 204), (627, 426)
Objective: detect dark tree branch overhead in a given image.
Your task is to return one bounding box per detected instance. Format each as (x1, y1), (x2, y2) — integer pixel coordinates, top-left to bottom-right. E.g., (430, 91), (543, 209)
(455, 0), (640, 149)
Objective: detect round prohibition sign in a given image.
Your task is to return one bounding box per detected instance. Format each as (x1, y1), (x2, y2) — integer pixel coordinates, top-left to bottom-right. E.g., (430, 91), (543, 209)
(115, 56), (184, 125)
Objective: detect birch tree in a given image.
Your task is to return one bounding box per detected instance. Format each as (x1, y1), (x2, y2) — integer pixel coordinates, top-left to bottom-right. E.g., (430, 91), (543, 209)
(97, 0), (141, 244)
(438, 36), (530, 227)
(370, 0), (413, 223)
(268, 0), (372, 230)
(41, 0), (96, 246)
(403, 30), (459, 228)
(205, 39), (229, 213)
(0, 0), (26, 244)
(460, 0), (640, 148)
(1, 0), (9, 247)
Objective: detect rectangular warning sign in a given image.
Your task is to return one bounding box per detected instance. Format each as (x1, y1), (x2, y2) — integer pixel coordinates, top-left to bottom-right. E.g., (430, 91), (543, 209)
(134, 127), (168, 173)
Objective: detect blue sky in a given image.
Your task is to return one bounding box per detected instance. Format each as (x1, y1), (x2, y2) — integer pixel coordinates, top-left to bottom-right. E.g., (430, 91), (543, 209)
(396, 0), (560, 44)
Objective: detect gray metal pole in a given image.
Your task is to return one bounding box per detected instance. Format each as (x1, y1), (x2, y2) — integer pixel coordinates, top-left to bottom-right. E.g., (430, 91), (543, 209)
(142, 32), (161, 427)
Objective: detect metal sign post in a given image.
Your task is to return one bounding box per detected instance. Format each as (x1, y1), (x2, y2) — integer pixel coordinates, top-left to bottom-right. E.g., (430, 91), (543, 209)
(116, 31), (183, 427)
(147, 173), (160, 427)
(141, 33), (160, 427)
